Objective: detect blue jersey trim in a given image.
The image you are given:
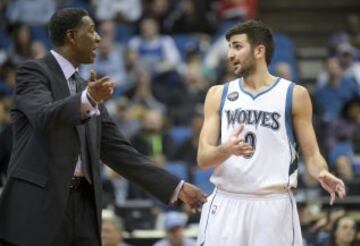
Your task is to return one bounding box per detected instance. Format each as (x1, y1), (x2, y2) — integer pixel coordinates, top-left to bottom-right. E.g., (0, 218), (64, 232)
(239, 77), (281, 100)
(285, 82), (295, 145)
(220, 83), (229, 116)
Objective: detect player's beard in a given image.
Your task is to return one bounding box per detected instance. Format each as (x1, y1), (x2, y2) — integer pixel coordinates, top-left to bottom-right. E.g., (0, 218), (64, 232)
(234, 53), (256, 78)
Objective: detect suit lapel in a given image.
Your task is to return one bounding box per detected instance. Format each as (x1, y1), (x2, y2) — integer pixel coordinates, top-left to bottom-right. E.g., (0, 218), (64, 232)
(43, 53), (71, 100)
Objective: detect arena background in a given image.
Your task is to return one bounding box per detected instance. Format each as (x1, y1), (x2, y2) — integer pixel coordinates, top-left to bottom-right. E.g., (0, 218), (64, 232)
(0, 0), (359, 245)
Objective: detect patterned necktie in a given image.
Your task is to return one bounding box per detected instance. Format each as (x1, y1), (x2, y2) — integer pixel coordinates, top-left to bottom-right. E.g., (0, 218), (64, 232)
(71, 72), (92, 184)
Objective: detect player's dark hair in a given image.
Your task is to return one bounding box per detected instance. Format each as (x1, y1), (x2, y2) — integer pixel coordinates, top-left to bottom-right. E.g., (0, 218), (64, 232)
(225, 20), (274, 65)
(48, 8), (88, 47)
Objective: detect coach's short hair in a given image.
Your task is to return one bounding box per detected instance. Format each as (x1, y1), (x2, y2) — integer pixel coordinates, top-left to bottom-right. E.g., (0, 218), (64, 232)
(48, 8), (88, 47)
(225, 20), (275, 65)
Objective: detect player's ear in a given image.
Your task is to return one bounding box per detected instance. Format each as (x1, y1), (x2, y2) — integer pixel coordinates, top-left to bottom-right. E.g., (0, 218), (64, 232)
(254, 44), (265, 60)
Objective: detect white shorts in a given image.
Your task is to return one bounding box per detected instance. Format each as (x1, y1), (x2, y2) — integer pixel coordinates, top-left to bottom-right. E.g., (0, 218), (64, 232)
(196, 188), (303, 246)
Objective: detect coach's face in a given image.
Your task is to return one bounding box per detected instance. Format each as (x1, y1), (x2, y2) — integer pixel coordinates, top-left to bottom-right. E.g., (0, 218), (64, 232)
(69, 16), (101, 65)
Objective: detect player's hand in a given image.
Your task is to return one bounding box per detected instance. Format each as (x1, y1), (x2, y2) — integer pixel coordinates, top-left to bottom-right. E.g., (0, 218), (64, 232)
(178, 182), (207, 213)
(223, 126), (254, 156)
(317, 170), (346, 205)
(87, 70), (115, 104)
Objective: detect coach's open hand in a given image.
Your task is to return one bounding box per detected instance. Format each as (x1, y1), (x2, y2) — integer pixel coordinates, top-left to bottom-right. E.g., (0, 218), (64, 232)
(179, 182), (207, 212)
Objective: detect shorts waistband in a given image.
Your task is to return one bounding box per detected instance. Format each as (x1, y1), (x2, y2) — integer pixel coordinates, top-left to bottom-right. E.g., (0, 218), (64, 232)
(214, 187), (292, 200)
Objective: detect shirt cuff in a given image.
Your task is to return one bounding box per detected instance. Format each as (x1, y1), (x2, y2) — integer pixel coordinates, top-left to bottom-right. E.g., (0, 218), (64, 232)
(170, 180), (185, 204)
(80, 89), (100, 118)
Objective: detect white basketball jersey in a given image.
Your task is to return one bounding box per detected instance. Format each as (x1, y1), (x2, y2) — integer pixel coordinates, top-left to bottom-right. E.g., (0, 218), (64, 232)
(210, 77), (299, 194)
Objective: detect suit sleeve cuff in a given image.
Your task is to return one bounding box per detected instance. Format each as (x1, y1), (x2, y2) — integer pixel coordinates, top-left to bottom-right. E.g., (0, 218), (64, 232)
(80, 89), (100, 118)
(170, 180), (185, 204)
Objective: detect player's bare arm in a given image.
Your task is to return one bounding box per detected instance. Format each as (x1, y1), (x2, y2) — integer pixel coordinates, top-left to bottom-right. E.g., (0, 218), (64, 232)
(292, 85), (346, 205)
(197, 85), (253, 170)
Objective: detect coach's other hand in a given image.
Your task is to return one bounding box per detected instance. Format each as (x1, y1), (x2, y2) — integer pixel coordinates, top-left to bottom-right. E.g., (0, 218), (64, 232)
(179, 182), (207, 212)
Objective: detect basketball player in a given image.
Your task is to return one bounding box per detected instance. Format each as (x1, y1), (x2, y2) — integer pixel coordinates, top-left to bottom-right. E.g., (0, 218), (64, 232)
(196, 20), (346, 246)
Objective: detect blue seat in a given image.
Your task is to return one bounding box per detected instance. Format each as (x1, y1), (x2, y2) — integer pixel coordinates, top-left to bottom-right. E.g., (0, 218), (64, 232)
(115, 24), (135, 45)
(194, 168), (214, 194)
(29, 25), (51, 49)
(169, 126), (192, 146)
(0, 28), (11, 50)
(269, 33), (298, 81)
(165, 162), (188, 181)
(173, 34), (200, 59)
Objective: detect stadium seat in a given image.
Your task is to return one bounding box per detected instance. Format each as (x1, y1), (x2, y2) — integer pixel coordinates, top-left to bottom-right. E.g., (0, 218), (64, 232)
(173, 34), (201, 60)
(169, 126), (192, 146)
(165, 161), (188, 181)
(194, 168), (214, 194)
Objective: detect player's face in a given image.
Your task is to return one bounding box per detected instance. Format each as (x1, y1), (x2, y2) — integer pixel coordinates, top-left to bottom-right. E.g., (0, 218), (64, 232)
(227, 34), (256, 77)
(70, 16), (101, 64)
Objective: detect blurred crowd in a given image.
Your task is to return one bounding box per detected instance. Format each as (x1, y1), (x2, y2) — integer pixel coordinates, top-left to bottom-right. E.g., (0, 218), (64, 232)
(0, 0), (359, 245)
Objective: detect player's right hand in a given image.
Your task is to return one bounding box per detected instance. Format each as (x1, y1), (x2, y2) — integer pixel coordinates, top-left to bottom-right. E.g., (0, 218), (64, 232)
(223, 125), (254, 156)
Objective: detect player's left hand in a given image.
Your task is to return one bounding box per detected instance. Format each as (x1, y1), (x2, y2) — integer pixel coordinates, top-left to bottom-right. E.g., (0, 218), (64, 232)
(317, 170), (346, 205)
(178, 182), (207, 212)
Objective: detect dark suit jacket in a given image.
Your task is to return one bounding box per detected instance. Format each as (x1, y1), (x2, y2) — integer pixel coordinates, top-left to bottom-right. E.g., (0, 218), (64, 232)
(0, 124), (12, 186)
(0, 53), (180, 246)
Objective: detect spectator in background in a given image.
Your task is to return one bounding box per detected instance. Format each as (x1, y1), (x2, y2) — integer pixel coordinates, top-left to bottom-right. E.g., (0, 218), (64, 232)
(330, 14), (360, 61)
(217, 0), (258, 21)
(131, 69), (166, 114)
(0, 96), (11, 189)
(102, 166), (150, 208)
(5, 0), (55, 25)
(132, 109), (174, 166)
(102, 209), (132, 246)
(128, 17), (182, 76)
(314, 57), (359, 123)
(184, 52), (209, 105)
(94, 0), (142, 23)
(144, 0), (172, 33)
(8, 23), (33, 66)
(30, 40), (47, 59)
(153, 211), (196, 246)
(306, 207), (346, 246)
(336, 43), (360, 86)
(329, 128), (360, 186)
(275, 61), (293, 81)
(327, 215), (359, 246)
(0, 59), (16, 96)
(320, 97), (360, 192)
(203, 36), (228, 81)
(174, 109), (204, 182)
(166, 0), (215, 35)
(129, 17), (187, 111)
(111, 96), (142, 140)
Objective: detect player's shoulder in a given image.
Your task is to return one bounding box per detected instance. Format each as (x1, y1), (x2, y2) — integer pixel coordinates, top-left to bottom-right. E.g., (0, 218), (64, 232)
(207, 78), (238, 97)
(207, 84), (230, 104)
(207, 84), (223, 97)
(293, 84), (310, 101)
